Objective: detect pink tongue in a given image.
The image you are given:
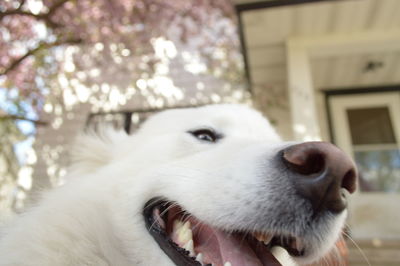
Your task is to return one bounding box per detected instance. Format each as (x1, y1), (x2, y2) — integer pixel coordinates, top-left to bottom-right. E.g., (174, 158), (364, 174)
(193, 224), (281, 266)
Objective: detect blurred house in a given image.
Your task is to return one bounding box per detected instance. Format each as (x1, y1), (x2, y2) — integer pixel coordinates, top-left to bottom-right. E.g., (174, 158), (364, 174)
(235, 0), (400, 265)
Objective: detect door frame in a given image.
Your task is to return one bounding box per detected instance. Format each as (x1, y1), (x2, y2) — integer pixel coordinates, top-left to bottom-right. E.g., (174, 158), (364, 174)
(325, 86), (400, 239)
(325, 85), (400, 144)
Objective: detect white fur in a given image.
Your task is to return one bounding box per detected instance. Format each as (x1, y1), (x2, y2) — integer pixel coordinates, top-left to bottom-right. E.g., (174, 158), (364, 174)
(0, 104), (346, 266)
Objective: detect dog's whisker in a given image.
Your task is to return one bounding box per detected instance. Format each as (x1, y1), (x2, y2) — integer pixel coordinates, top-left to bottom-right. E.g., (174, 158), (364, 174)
(142, 198), (164, 210)
(342, 231), (371, 266)
(148, 202), (178, 232)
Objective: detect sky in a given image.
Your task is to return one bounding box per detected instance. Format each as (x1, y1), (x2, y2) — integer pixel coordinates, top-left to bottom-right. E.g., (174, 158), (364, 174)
(0, 88), (36, 165)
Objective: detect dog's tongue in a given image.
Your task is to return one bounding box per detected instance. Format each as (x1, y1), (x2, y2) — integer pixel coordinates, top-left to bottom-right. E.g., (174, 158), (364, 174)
(192, 225), (281, 266)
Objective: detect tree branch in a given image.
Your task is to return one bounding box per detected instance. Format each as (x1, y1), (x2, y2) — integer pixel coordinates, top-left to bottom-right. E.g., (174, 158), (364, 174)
(0, 0), (81, 75)
(0, 115), (48, 126)
(0, 38), (82, 76)
(0, 0), (70, 28)
(17, 0), (27, 11)
(0, 9), (38, 20)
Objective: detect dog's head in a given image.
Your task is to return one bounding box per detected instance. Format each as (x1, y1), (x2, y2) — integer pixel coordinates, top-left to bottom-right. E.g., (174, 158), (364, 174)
(77, 104), (357, 266)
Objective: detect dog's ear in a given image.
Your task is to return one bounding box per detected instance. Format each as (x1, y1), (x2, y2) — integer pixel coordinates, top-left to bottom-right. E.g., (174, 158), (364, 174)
(68, 126), (128, 176)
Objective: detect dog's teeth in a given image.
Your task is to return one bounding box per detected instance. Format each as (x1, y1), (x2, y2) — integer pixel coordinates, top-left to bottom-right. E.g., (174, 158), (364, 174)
(173, 220), (184, 231)
(183, 221), (191, 230)
(183, 239), (195, 256)
(224, 262), (232, 266)
(178, 226), (193, 244)
(172, 219), (193, 246)
(254, 232), (273, 244)
(195, 253), (203, 264)
(263, 234), (273, 245)
(171, 219), (194, 248)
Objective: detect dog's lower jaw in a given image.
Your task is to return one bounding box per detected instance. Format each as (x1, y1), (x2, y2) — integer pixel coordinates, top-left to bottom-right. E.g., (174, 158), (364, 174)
(143, 199), (284, 266)
(142, 198), (348, 266)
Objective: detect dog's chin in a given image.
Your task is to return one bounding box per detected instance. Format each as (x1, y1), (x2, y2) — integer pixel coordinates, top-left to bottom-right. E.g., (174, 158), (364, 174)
(143, 198), (342, 266)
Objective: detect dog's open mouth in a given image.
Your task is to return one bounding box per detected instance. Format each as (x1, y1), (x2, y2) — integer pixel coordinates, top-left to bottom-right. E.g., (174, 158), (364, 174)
(143, 198), (307, 266)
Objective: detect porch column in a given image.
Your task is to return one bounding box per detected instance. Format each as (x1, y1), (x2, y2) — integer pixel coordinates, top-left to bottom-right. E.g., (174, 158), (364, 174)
(286, 42), (321, 141)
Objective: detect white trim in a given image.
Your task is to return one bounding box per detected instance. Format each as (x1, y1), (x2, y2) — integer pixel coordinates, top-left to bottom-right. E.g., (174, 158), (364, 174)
(288, 29), (400, 57)
(353, 144), (399, 152)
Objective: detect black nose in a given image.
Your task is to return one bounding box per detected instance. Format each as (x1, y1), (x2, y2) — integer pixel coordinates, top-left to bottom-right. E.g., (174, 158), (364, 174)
(282, 141), (357, 214)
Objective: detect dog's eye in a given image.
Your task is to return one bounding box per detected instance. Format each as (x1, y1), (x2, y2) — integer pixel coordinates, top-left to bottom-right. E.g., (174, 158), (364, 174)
(189, 129), (220, 143)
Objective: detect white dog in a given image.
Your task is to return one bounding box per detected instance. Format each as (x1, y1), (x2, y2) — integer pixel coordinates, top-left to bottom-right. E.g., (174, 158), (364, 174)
(0, 104), (357, 266)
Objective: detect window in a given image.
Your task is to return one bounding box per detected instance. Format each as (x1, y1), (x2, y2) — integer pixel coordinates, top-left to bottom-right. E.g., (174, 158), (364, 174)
(329, 91), (400, 193)
(347, 107), (400, 192)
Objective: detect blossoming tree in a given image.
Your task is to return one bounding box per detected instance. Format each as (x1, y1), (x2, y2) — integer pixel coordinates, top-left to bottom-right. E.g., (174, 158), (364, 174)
(0, 0), (245, 214)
